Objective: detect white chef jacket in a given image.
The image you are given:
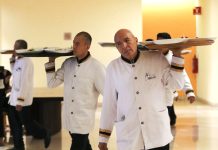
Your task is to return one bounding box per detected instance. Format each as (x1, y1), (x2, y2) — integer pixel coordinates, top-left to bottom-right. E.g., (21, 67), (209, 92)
(164, 51), (195, 106)
(45, 55), (105, 134)
(99, 51), (185, 150)
(9, 57), (34, 106)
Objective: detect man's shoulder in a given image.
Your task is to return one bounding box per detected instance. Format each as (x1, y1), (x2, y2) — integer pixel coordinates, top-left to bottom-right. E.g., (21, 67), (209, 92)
(141, 50), (161, 56)
(89, 57), (105, 69)
(20, 57), (33, 66)
(140, 50), (165, 60)
(106, 57), (121, 69)
(64, 56), (76, 63)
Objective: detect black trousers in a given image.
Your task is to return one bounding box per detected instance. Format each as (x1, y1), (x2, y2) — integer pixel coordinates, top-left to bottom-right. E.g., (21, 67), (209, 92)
(0, 111), (5, 137)
(69, 133), (92, 150)
(167, 105), (177, 126)
(148, 143), (170, 150)
(0, 96), (9, 138)
(8, 105), (47, 149)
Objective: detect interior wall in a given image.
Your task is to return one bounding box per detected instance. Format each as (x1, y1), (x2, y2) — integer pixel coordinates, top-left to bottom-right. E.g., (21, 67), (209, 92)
(0, 0), (142, 87)
(196, 0), (218, 105)
(142, 0), (196, 97)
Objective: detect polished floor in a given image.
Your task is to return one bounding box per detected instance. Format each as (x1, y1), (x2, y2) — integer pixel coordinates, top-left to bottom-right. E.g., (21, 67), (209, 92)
(1, 99), (218, 150)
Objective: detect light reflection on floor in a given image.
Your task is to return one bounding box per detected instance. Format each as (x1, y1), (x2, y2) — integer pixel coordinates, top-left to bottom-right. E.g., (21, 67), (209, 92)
(1, 100), (218, 150)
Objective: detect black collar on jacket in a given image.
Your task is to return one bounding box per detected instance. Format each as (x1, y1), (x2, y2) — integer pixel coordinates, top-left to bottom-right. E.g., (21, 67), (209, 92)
(121, 50), (140, 64)
(76, 52), (90, 64)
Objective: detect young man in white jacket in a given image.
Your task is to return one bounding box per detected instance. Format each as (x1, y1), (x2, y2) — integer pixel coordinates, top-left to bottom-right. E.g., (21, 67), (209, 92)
(45, 31), (105, 150)
(98, 29), (187, 150)
(157, 32), (195, 126)
(8, 40), (51, 150)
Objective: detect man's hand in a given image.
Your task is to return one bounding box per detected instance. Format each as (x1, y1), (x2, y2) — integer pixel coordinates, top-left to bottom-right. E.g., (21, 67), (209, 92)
(172, 48), (183, 57)
(174, 96), (179, 101)
(188, 96), (195, 103)
(48, 57), (57, 62)
(98, 142), (108, 150)
(16, 105), (23, 112)
(11, 50), (17, 58)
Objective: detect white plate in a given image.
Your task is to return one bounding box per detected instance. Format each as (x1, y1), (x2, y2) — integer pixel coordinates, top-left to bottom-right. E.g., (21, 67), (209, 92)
(153, 38), (189, 45)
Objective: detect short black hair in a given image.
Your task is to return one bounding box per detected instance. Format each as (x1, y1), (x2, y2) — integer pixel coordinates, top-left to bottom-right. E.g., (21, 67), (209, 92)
(75, 31), (92, 44)
(145, 38), (154, 41)
(15, 39), (28, 49)
(157, 32), (171, 39)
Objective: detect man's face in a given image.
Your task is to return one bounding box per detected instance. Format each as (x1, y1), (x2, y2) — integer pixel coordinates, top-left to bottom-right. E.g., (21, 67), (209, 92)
(73, 35), (90, 59)
(114, 30), (138, 60)
(157, 37), (163, 40)
(14, 41), (21, 50)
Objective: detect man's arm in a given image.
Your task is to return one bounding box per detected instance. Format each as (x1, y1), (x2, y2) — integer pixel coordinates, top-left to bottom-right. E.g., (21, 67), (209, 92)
(45, 57), (64, 88)
(183, 70), (195, 103)
(99, 65), (117, 149)
(94, 63), (106, 95)
(16, 59), (34, 111)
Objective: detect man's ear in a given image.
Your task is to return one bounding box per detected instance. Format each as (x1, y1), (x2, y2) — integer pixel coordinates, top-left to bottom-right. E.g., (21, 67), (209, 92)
(135, 37), (138, 43)
(87, 44), (90, 49)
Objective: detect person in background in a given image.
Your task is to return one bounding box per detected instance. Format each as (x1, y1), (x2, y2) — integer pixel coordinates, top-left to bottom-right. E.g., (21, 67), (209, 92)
(0, 66), (11, 146)
(45, 31), (105, 150)
(7, 39), (51, 150)
(145, 38), (154, 41)
(157, 32), (195, 126)
(98, 29), (185, 150)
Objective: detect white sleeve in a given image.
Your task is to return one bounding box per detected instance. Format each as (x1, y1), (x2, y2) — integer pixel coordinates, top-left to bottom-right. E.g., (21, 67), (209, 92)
(99, 65), (117, 143)
(162, 55), (185, 90)
(182, 70), (195, 98)
(94, 63), (106, 95)
(44, 61), (64, 88)
(17, 59), (34, 106)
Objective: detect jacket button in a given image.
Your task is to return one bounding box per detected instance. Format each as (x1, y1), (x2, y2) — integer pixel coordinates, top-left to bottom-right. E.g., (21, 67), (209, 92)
(72, 100), (74, 102)
(136, 91), (139, 94)
(141, 122), (144, 125)
(74, 75), (76, 77)
(72, 87), (75, 89)
(139, 107), (141, 110)
(132, 65), (135, 67)
(71, 112), (73, 114)
(134, 77), (137, 80)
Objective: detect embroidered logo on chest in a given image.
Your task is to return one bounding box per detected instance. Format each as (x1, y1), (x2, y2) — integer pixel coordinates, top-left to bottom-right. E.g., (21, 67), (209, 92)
(145, 73), (156, 80)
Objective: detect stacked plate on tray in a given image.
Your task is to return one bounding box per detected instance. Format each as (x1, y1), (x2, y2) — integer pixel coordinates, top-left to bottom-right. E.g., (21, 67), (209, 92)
(0, 47), (74, 57)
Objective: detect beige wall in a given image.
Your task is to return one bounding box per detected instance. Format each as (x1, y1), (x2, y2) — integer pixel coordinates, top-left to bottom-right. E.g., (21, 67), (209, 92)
(0, 0), (142, 87)
(196, 0), (218, 105)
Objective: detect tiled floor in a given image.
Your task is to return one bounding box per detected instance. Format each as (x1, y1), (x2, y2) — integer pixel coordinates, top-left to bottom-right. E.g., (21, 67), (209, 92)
(1, 99), (218, 150)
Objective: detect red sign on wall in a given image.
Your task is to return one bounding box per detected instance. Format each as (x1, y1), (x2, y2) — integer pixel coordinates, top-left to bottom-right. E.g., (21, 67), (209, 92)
(193, 6), (202, 15)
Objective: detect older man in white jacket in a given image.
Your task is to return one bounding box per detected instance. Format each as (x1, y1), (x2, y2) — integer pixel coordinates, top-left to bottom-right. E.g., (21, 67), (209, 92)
(98, 29), (186, 150)
(45, 31), (105, 150)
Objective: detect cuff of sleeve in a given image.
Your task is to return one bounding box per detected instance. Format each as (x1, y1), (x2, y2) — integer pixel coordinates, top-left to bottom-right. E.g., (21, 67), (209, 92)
(172, 56), (184, 64)
(173, 91), (179, 98)
(17, 97), (25, 105)
(99, 136), (109, 143)
(186, 92), (195, 98)
(45, 62), (55, 73)
(10, 57), (16, 64)
(171, 56), (184, 72)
